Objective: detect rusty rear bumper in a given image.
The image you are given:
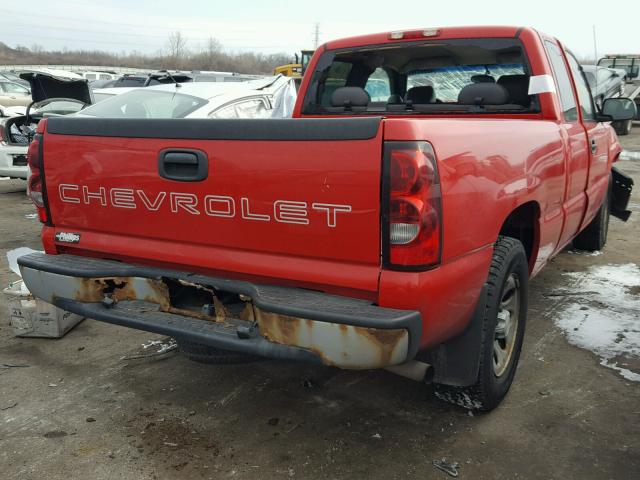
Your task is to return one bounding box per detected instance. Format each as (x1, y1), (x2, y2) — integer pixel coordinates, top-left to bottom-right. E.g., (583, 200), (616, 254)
(18, 253), (422, 369)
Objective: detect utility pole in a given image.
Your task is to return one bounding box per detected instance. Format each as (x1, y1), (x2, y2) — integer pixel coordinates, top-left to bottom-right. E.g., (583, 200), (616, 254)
(314, 23), (320, 48)
(592, 25), (599, 63)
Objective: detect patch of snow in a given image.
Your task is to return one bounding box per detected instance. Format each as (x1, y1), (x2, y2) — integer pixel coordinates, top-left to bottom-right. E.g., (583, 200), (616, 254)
(554, 263), (640, 382)
(619, 150), (640, 161)
(566, 249), (603, 256)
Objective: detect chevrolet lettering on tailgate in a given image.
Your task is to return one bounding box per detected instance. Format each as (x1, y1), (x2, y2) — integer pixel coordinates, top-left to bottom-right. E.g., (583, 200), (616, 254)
(58, 184), (352, 227)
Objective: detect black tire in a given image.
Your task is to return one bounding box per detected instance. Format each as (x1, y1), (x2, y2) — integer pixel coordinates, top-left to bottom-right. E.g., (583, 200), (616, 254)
(176, 338), (261, 364)
(434, 236), (528, 411)
(573, 183), (610, 251)
(614, 119), (632, 136)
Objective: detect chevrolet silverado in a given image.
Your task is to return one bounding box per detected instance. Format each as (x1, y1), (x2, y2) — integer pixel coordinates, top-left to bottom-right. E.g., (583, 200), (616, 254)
(18, 26), (636, 411)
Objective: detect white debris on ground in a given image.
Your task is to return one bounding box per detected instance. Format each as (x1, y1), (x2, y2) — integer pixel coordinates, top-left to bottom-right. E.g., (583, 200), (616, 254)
(6, 247), (42, 277)
(120, 338), (178, 360)
(142, 338), (178, 354)
(554, 263), (640, 382)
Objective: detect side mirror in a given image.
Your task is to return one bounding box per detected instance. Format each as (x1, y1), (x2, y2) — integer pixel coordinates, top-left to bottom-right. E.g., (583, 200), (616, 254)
(602, 97), (636, 121)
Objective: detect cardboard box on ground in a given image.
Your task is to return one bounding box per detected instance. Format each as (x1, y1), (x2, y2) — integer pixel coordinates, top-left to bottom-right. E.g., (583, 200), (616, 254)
(4, 248), (84, 338)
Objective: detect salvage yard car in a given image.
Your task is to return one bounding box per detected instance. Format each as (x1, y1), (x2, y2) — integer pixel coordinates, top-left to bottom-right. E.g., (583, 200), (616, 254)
(18, 26), (636, 411)
(0, 73), (94, 179)
(582, 65), (625, 109)
(0, 80), (31, 108)
(77, 75), (296, 119)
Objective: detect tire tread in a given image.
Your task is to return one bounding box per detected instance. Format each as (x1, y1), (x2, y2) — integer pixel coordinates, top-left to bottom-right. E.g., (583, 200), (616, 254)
(434, 236), (527, 411)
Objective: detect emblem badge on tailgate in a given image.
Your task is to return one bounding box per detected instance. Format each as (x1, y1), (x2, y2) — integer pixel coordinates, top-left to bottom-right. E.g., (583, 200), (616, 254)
(55, 232), (81, 244)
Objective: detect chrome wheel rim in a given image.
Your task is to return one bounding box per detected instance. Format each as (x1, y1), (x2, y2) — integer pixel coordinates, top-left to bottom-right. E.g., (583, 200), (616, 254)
(493, 273), (520, 377)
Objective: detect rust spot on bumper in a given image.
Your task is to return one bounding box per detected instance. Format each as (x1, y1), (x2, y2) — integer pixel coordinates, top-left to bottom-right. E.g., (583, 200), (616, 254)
(74, 277), (225, 322)
(255, 309), (408, 369)
(72, 276), (409, 369)
(76, 277), (170, 308)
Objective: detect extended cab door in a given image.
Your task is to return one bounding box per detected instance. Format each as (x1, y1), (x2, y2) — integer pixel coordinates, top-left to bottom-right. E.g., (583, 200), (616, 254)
(564, 50), (611, 230)
(544, 40), (590, 250)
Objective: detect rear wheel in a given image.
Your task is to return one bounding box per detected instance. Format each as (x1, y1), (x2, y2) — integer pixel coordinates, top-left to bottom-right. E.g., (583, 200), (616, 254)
(573, 183), (610, 251)
(175, 338), (260, 364)
(434, 236), (528, 411)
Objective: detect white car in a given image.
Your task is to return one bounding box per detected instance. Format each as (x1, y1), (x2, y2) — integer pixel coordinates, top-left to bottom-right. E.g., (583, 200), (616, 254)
(77, 75), (297, 120)
(0, 113), (29, 179)
(80, 71), (117, 82)
(0, 76), (297, 180)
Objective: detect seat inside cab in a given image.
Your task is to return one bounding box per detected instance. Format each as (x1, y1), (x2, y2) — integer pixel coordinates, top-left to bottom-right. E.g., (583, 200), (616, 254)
(306, 38), (539, 114)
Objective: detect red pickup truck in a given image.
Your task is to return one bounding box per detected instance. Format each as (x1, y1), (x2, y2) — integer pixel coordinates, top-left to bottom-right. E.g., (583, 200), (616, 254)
(19, 26), (636, 411)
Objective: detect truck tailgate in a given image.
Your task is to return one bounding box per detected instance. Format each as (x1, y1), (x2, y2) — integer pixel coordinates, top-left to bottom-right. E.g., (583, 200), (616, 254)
(42, 117), (383, 291)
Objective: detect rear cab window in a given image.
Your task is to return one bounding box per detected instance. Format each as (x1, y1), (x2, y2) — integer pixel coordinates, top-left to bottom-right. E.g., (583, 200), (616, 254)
(302, 37), (539, 115)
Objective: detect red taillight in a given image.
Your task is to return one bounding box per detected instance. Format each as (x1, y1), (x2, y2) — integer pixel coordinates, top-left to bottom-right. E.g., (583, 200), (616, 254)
(383, 141), (442, 269)
(27, 133), (48, 222)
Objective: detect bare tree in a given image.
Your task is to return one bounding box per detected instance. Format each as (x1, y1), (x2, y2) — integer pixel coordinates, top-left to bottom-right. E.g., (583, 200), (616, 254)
(203, 37), (222, 69)
(166, 31), (188, 68)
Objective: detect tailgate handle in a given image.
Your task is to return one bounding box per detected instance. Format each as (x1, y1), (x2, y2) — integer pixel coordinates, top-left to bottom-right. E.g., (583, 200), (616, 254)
(158, 149), (208, 182)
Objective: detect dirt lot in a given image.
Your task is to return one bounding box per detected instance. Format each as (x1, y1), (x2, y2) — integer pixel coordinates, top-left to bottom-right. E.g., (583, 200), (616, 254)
(1, 128), (639, 480)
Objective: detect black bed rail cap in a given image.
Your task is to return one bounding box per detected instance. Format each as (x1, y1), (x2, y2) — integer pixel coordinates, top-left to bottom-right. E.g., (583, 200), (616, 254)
(46, 116), (382, 141)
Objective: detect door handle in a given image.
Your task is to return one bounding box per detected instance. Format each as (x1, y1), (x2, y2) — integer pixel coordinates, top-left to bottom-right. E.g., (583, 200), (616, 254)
(158, 149), (208, 182)
(590, 139), (597, 154)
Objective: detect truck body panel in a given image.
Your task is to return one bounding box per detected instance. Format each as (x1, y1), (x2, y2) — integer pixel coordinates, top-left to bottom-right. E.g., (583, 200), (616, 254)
(43, 117), (384, 295)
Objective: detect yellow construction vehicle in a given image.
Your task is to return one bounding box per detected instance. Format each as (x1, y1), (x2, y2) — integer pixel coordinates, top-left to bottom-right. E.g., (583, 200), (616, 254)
(274, 50), (314, 78)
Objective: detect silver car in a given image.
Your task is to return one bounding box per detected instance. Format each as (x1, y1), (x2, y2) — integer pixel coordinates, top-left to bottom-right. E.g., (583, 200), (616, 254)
(582, 65), (625, 109)
(0, 81), (31, 108)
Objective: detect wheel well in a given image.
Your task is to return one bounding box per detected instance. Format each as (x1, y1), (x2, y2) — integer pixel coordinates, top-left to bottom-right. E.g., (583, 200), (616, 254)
(499, 202), (540, 272)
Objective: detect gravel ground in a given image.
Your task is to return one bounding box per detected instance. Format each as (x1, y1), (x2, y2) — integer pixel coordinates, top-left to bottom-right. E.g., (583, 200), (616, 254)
(0, 127), (639, 480)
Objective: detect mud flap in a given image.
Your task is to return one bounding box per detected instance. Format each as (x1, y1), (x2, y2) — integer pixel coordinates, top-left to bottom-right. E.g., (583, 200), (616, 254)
(418, 285), (487, 387)
(610, 166), (634, 222)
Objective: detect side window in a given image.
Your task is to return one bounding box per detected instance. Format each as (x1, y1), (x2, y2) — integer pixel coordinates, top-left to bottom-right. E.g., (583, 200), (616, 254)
(365, 68), (391, 102)
(545, 40), (578, 122)
(209, 98), (271, 119)
(3, 82), (28, 94)
(566, 53), (596, 121)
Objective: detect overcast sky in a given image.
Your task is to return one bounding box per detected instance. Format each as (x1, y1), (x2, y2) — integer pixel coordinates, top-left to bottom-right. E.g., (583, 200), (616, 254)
(1, 0), (637, 58)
